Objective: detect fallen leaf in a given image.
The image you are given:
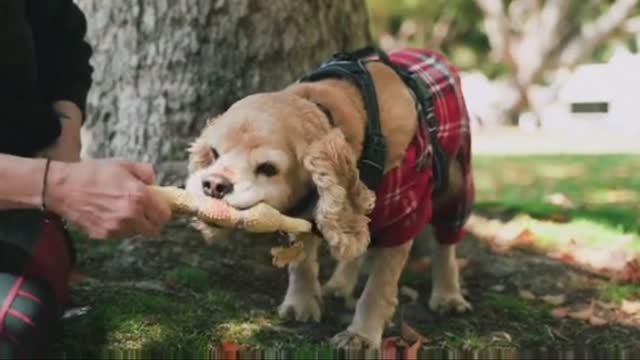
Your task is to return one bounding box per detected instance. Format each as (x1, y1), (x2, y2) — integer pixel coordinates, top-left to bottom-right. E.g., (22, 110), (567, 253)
(589, 316), (608, 327)
(568, 305), (593, 321)
(621, 300), (640, 315)
(68, 271), (85, 286)
(400, 286), (419, 304)
(549, 213), (571, 223)
(549, 326), (570, 342)
(551, 307), (570, 319)
(541, 294), (567, 306)
(518, 289), (537, 301)
(222, 341), (240, 360)
(491, 284), (505, 292)
(409, 256), (431, 273)
(594, 300), (617, 310)
(515, 229), (537, 246)
(62, 306), (91, 320)
(382, 337), (398, 359)
(489, 331), (512, 344)
(400, 321), (427, 344)
(545, 193), (575, 209)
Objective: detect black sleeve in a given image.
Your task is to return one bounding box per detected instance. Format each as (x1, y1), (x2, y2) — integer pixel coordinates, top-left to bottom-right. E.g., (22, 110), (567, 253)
(26, 0), (94, 120)
(0, 0), (62, 157)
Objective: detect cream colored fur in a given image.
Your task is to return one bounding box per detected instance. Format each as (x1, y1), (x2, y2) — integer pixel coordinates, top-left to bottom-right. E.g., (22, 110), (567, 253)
(185, 58), (471, 349)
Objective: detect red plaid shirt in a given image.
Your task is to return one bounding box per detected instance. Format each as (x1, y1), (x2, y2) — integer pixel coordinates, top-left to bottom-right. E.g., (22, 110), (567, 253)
(367, 48), (474, 248)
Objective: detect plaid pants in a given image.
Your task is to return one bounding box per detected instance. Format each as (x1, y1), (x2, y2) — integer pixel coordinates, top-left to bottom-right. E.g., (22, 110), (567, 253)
(0, 214), (73, 358)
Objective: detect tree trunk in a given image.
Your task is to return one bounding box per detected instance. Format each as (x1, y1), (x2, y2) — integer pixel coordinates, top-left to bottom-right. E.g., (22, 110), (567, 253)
(75, 0), (372, 184)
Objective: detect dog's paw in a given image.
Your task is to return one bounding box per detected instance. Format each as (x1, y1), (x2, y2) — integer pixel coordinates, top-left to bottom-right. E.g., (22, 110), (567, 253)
(429, 291), (472, 314)
(331, 330), (379, 349)
(278, 289), (322, 322)
(322, 280), (357, 309)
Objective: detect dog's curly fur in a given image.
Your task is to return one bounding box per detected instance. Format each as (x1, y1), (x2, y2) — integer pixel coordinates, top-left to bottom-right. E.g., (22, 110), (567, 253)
(304, 128), (375, 260)
(184, 55), (472, 349)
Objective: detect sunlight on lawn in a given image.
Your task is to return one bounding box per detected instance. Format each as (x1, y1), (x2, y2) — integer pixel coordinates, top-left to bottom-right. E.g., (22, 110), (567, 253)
(472, 155), (640, 250)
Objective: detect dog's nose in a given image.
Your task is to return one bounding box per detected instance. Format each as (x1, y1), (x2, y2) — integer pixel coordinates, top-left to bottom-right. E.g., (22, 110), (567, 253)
(202, 175), (234, 199)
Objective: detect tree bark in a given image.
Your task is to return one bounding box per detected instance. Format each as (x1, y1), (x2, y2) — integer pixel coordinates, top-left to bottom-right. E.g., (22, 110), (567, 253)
(75, 0), (372, 184)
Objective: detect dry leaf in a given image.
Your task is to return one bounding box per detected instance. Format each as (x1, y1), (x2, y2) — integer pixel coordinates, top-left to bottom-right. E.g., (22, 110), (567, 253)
(594, 300), (617, 310)
(551, 307), (570, 319)
(518, 289), (537, 300)
(400, 321), (426, 344)
(549, 213), (571, 223)
(589, 316), (608, 327)
(621, 300), (640, 315)
(382, 337), (399, 359)
(541, 294), (567, 306)
(568, 305), (593, 321)
(515, 229), (537, 246)
(400, 286), (419, 304)
(409, 256), (431, 273)
(550, 327), (570, 342)
(270, 241), (305, 268)
(546, 193), (575, 209)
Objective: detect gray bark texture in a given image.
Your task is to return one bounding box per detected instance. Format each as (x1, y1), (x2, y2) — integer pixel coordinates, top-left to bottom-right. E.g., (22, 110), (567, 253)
(75, 0), (372, 184)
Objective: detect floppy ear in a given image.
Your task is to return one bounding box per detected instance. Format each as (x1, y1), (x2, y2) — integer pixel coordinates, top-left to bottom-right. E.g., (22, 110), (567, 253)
(303, 128), (376, 261)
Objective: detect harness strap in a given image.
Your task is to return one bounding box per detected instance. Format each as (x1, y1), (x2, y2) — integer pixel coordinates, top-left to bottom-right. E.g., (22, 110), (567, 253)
(300, 49), (386, 191)
(300, 47), (449, 194)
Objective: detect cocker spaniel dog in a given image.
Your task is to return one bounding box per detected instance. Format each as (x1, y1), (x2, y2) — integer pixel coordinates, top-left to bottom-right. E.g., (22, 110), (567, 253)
(185, 47), (474, 348)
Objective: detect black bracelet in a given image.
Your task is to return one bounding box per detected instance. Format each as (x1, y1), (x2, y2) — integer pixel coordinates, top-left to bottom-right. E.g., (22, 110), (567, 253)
(41, 158), (52, 212)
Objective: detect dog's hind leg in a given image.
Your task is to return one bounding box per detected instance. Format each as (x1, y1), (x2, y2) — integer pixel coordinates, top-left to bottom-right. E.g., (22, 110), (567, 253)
(429, 242), (471, 313)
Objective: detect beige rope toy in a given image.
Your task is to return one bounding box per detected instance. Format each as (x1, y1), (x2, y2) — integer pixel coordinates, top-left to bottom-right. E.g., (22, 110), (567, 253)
(148, 186), (310, 267)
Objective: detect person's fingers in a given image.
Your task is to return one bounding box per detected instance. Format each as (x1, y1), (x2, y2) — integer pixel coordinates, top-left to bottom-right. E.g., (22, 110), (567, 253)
(118, 161), (156, 185)
(132, 216), (157, 239)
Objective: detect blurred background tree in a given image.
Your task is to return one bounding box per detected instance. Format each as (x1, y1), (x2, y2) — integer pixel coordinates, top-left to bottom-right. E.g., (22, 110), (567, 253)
(367, 0), (640, 125)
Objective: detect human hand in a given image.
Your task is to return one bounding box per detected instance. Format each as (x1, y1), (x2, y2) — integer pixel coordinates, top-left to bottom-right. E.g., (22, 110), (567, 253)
(45, 159), (173, 240)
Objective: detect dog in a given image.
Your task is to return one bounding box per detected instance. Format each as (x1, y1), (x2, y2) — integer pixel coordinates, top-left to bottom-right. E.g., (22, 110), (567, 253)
(185, 47), (474, 348)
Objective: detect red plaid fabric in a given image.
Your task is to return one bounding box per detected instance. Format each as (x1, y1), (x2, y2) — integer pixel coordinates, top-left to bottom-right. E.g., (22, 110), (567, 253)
(367, 48), (474, 247)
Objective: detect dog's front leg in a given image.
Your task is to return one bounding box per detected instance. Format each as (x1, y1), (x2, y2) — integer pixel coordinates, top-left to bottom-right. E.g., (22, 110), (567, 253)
(429, 242), (472, 313)
(278, 233), (323, 322)
(332, 239), (414, 349)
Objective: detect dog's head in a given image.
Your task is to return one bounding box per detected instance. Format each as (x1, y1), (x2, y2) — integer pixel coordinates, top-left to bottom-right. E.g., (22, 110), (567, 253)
(186, 89), (375, 260)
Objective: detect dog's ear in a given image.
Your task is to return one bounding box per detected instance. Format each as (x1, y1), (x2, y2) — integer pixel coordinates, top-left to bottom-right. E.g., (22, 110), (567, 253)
(303, 128), (376, 261)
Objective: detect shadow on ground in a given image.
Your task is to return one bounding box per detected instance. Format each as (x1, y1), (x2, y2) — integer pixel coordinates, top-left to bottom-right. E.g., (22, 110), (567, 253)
(50, 217), (640, 358)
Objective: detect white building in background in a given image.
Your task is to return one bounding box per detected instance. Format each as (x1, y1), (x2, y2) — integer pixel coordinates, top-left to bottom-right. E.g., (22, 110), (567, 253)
(543, 47), (640, 134)
(460, 46), (640, 134)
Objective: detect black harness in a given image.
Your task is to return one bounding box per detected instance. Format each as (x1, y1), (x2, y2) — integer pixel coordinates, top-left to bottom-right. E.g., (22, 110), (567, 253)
(299, 46), (449, 195)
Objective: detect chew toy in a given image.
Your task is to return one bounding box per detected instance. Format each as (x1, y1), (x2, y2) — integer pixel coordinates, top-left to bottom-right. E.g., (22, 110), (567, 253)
(148, 186), (310, 267)
(148, 186), (312, 234)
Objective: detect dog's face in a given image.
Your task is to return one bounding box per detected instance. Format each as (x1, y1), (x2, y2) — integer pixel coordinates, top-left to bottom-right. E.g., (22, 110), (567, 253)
(185, 88), (375, 261)
(186, 93), (314, 212)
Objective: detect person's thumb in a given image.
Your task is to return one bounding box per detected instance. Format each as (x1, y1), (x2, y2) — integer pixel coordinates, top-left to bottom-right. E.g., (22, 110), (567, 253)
(118, 161), (156, 185)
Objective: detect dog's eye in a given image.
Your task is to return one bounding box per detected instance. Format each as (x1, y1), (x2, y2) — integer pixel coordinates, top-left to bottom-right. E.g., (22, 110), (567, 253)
(255, 162), (279, 177)
(210, 147), (219, 159)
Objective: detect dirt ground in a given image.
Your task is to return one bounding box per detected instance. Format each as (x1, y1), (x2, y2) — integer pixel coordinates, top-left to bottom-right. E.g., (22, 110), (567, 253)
(50, 216), (640, 359)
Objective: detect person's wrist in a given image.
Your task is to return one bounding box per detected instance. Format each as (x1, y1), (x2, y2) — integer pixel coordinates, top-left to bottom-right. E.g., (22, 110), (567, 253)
(44, 160), (72, 214)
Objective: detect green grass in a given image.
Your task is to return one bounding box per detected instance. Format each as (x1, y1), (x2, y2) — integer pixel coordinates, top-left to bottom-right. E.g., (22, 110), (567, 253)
(473, 154), (640, 250)
(57, 287), (318, 357)
(166, 266), (210, 291)
(599, 284), (640, 303)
